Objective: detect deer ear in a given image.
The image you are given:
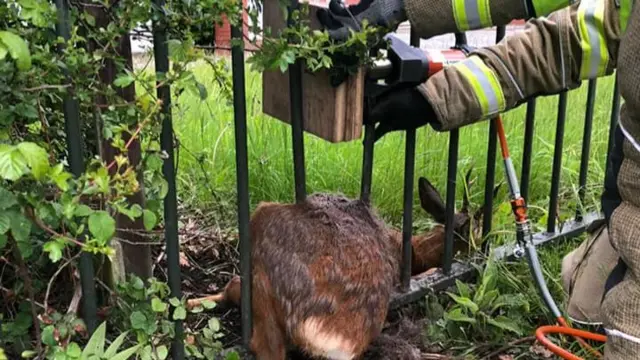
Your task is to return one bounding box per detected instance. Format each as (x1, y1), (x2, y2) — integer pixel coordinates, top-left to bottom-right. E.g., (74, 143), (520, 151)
(418, 177), (446, 224)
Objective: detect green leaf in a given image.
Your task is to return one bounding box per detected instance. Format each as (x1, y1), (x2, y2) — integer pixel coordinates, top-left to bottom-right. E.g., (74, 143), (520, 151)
(201, 299), (216, 309)
(103, 331), (130, 358)
(129, 311), (147, 330)
(208, 317), (220, 332)
(20, 350), (37, 359)
(168, 297), (181, 307)
(446, 292), (479, 315)
(17, 142), (49, 180)
(0, 44), (7, 60)
(173, 306), (187, 320)
(455, 279), (472, 299)
(109, 344), (141, 360)
(43, 240), (64, 263)
(0, 234), (7, 249)
(143, 209), (158, 231)
(156, 345), (168, 360)
(48, 163), (71, 191)
(0, 145), (28, 181)
(0, 187), (18, 210)
(41, 325), (56, 346)
(88, 211), (115, 243)
(151, 297), (167, 313)
(113, 75), (135, 88)
(444, 307), (476, 324)
(74, 205), (94, 217)
(0, 31), (31, 71)
(478, 289), (499, 310)
(225, 351), (241, 360)
(66, 342), (82, 358)
(9, 210), (31, 242)
(0, 212), (10, 234)
(486, 315), (523, 335)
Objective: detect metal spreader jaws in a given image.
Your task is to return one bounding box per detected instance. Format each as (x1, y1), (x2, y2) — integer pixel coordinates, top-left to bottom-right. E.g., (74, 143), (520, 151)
(366, 34), (429, 89)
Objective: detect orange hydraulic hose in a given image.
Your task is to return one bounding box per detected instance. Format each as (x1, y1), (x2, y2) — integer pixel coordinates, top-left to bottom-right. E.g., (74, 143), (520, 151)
(494, 115), (607, 359)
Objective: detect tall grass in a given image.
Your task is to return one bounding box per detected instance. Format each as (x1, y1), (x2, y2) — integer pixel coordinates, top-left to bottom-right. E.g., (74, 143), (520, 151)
(173, 61), (616, 239)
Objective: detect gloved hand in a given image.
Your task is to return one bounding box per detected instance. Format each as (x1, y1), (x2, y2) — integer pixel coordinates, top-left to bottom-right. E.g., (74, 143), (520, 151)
(366, 86), (437, 141)
(316, 0), (407, 42)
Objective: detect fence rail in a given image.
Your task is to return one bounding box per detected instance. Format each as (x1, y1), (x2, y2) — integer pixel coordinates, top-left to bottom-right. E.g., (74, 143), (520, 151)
(51, 0), (622, 356)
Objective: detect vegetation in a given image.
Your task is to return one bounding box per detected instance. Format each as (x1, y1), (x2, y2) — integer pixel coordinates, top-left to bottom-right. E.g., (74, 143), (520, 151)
(0, 0), (618, 357)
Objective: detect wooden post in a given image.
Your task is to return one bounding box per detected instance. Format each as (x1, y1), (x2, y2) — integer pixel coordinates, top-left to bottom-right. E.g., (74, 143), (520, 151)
(262, 0), (365, 143)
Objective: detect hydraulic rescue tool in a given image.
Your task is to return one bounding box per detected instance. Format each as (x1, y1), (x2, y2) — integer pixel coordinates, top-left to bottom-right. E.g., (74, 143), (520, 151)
(365, 33), (607, 360)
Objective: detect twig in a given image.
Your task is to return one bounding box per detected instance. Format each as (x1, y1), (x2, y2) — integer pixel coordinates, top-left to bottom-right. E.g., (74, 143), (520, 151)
(45, 253), (81, 309)
(105, 109), (156, 171)
(9, 235), (43, 356)
(22, 84), (71, 92)
(421, 354), (452, 360)
(26, 209), (86, 248)
(480, 336), (536, 359)
(1, 286), (45, 309)
(67, 284), (82, 314)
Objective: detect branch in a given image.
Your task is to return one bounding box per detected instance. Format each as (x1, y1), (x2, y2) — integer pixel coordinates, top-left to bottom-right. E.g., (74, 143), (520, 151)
(45, 253), (80, 310)
(25, 208), (86, 248)
(480, 336), (536, 360)
(22, 84), (71, 92)
(105, 106), (158, 171)
(8, 235), (43, 356)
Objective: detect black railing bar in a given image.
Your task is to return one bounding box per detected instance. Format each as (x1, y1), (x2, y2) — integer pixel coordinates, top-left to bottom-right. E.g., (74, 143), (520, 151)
(443, 129), (460, 274)
(151, 1), (184, 357)
(481, 25), (506, 253)
(288, 0), (306, 203)
(606, 77), (620, 167)
(360, 123), (375, 204)
(401, 128), (417, 291)
(547, 91), (568, 234)
(230, 23), (253, 347)
(520, 98), (537, 201)
(55, 0), (98, 336)
(576, 79), (597, 221)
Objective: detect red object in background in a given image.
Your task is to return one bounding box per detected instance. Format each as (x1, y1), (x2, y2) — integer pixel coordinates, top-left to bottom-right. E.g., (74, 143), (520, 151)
(215, 0), (250, 51)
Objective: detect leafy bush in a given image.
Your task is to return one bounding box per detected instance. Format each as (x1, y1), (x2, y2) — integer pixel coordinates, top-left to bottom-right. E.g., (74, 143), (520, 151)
(425, 257), (532, 344)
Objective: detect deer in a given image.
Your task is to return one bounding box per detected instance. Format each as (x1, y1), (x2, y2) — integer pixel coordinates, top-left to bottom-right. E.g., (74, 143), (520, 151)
(188, 169), (500, 360)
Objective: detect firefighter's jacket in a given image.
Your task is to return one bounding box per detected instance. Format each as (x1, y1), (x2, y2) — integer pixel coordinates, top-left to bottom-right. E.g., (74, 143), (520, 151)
(403, 0), (640, 356)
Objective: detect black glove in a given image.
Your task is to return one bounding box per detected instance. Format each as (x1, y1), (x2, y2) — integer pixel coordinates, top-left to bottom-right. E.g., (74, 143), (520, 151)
(316, 0), (407, 42)
(366, 86), (437, 141)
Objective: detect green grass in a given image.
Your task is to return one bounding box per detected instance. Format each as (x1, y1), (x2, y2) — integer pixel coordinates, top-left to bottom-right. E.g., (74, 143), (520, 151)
(172, 62), (616, 236)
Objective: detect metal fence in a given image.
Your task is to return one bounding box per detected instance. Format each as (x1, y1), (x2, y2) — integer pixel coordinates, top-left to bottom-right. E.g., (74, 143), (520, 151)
(53, 0), (621, 356)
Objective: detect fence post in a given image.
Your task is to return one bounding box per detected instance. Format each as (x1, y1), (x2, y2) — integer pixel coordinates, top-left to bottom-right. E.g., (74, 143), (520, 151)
(399, 30), (421, 290)
(606, 77), (620, 167)
(547, 92), (568, 233)
(151, 1), (184, 357)
(442, 33), (465, 274)
(230, 16), (253, 348)
(576, 80), (597, 221)
(481, 26), (506, 253)
(520, 99), (537, 201)
(287, 0), (307, 203)
(54, 0), (98, 335)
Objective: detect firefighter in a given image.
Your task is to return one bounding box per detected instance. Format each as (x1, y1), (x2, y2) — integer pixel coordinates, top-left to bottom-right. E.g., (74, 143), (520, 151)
(318, 0), (640, 357)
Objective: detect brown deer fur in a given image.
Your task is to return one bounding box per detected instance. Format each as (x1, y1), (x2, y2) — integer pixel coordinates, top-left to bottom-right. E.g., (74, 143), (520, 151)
(187, 170), (500, 360)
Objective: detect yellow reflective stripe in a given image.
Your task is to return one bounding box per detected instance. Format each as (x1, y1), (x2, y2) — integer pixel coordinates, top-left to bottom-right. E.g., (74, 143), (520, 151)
(619, 0), (634, 33)
(452, 0), (492, 31)
(532, 0), (574, 17)
(454, 56), (506, 117)
(577, 0), (609, 79)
